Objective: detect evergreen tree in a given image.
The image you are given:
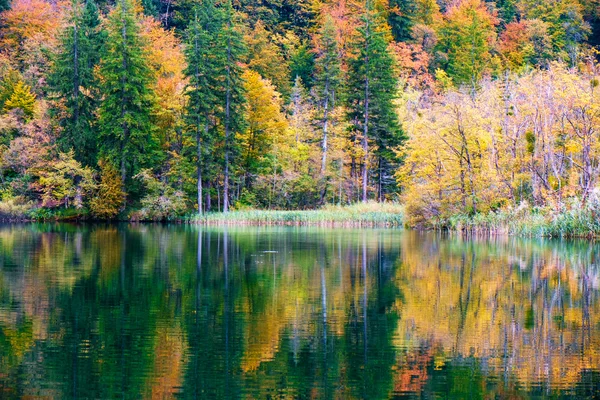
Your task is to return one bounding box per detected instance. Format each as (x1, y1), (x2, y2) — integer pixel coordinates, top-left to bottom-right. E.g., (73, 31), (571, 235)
(314, 15), (342, 175)
(97, 0), (160, 191)
(221, 0), (246, 212)
(388, 0), (417, 41)
(289, 41), (314, 89)
(184, 1), (225, 213)
(346, 4), (404, 202)
(50, 0), (104, 166)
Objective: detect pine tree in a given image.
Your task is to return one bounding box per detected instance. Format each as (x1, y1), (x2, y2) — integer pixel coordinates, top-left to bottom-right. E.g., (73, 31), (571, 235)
(221, 0), (246, 212)
(346, 3), (404, 202)
(314, 15), (342, 175)
(388, 0), (417, 41)
(184, 1), (225, 213)
(50, 0), (104, 166)
(97, 0), (160, 191)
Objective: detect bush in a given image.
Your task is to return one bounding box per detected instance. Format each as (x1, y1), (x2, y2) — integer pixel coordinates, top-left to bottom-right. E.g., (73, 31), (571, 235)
(131, 170), (188, 221)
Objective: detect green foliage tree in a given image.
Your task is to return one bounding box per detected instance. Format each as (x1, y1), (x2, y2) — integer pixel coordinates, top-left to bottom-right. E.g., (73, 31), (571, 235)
(522, 0), (590, 64)
(435, 0), (497, 86)
(133, 169), (187, 220)
(388, 0), (417, 41)
(221, 0), (246, 212)
(346, 5), (403, 202)
(183, 1), (225, 213)
(50, 0), (104, 166)
(289, 41), (314, 89)
(315, 15), (342, 176)
(97, 0), (160, 192)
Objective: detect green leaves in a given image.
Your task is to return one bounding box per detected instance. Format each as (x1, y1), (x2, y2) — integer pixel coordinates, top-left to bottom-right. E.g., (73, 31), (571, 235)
(97, 0), (160, 194)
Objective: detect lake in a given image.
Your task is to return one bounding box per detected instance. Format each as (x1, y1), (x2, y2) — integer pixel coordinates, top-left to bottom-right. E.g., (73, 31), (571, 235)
(0, 224), (598, 398)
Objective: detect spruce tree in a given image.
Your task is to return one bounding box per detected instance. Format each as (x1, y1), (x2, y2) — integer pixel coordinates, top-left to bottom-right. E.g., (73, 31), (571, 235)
(346, 3), (404, 202)
(388, 0), (417, 41)
(184, 1), (225, 213)
(314, 15), (341, 175)
(221, 0), (246, 212)
(97, 0), (160, 191)
(50, 0), (104, 166)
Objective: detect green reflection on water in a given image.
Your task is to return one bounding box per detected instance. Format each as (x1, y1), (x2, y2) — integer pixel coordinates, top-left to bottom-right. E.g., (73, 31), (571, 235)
(0, 224), (599, 399)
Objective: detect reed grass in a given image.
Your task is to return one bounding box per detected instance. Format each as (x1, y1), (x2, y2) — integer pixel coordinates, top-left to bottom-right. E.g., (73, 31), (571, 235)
(447, 201), (600, 238)
(188, 202), (404, 227)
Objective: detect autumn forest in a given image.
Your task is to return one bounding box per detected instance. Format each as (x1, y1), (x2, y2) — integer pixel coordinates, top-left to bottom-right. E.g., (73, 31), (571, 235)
(0, 0), (599, 225)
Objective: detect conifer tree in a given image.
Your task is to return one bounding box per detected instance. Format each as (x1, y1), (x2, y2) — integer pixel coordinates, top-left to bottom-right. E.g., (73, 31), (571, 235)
(388, 0), (416, 41)
(97, 0), (160, 191)
(50, 0), (104, 166)
(314, 15), (341, 175)
(346, 3), (403, 202)
(184, 1), (225, 213)
(221, 0), (246, 212)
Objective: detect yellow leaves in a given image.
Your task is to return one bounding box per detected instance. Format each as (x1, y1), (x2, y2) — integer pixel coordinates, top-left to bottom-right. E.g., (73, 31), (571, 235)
(3, 80), (36, 118)
(141, 17), (185, 81)
(401, 62), (600, 224)
(241, 69), (288, 161)
(139, 16), (187, 147)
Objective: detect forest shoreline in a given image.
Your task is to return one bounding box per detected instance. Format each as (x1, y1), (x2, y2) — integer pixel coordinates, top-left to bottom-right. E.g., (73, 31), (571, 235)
(3, 202), (600, 239)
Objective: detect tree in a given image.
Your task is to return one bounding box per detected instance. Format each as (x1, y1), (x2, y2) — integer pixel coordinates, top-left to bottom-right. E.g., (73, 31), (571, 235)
(245, 20), (291, 98)
(97, 0), (160, 190)
(4, 80), (36, 118)
(346, 4), (403, 202)
(89, 159), (126, 219)
(435, 0), (498, 87)
(239, 70), (287, 190)
(184, 1), (225, 213)
(33, 150), (96, 209)
(221, 0), (246, 212)
(0, 0), (62, 62)
(388, 0), (417, 42)
(50, 0), (104, 166)
(314, 15), (342, 176)
(521, 0), (590, 64)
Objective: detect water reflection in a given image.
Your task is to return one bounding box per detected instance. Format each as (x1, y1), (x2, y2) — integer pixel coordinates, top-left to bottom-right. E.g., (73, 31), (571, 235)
(0, 225), (598, 398)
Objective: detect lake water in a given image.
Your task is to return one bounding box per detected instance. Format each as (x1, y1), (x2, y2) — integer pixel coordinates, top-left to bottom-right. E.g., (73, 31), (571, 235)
(0, 224), (599, 399)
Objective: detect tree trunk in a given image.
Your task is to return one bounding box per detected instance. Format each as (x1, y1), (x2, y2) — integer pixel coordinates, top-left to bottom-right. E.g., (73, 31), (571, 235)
(120, 4), (128, 186)
(223, 16), (232, 213)
(321, 80), (329, 174)
(361, 13), (370, 203)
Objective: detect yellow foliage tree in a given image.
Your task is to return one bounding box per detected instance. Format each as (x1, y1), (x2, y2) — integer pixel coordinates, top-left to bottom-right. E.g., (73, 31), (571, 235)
(3, 81), (35, 118)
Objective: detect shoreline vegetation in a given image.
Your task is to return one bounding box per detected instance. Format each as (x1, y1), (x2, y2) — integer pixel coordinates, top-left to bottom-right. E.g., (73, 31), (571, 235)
(188, 202), (405, 227)
(2, 0), (600, 240)
(3, 200), (600, 239)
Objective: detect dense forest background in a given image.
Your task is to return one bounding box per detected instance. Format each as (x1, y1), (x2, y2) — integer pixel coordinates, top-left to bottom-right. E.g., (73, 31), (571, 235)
(0, 0), (599, 221)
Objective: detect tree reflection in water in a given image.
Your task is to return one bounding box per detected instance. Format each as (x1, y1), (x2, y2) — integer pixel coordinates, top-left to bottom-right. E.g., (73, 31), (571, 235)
(0, 225), (598, 398)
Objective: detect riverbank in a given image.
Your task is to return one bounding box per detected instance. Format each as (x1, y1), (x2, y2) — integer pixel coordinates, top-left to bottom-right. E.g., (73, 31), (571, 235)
(442, 203), (600, 238)
(188, 202), (404, 227)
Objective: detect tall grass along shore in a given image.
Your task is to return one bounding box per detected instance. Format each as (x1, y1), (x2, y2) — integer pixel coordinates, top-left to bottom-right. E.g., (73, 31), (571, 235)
(442, 200), (600, 238)
(188, 202), (404, 227)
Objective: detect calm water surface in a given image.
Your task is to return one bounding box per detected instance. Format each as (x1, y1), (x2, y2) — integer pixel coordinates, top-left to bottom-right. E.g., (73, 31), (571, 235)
(0, 224), (599, 399)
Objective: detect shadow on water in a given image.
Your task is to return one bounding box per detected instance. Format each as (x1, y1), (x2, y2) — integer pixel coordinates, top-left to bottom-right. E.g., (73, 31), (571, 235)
(0, 224), (599, 398)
